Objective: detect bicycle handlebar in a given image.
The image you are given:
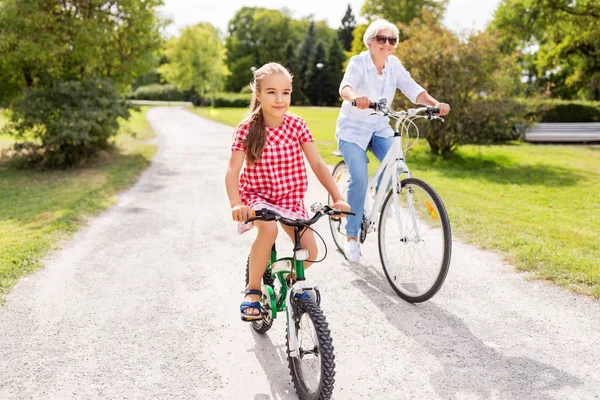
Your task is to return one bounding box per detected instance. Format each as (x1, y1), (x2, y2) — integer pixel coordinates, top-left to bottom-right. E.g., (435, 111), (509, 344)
(244, 205), (354, 227)
(351, 99), (441, 119)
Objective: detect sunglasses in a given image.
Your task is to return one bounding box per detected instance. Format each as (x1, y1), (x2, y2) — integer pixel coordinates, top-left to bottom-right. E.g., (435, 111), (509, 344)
(375, 35), (397, 45)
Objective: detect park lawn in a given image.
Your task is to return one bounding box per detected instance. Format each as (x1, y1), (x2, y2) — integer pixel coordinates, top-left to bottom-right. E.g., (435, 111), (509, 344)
(0, 107), (157, 300)
(193, 106), (600, 298)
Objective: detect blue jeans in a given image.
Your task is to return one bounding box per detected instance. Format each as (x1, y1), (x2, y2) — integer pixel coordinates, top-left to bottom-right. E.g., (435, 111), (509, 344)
(338, 136), (393, 237)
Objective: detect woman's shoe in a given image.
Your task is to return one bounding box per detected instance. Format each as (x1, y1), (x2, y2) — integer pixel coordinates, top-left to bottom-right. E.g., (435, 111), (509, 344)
(344, 240), (361, 263)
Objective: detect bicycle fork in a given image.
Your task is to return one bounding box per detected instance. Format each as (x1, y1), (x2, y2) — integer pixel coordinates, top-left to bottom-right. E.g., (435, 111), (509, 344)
(286, 291), (299, 357)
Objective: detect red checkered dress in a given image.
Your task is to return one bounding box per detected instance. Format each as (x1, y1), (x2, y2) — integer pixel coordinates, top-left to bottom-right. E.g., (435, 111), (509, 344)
(231, 114), (314, 219)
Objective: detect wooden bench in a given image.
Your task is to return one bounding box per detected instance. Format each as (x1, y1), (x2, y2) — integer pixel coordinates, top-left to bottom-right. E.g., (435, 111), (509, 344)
(524, 122), (600, 143)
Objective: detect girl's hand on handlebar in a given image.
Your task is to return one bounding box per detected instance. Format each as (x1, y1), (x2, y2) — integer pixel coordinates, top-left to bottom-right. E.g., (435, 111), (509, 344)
(435, 102), (450, 116)
(331, 199), (351, 216)
(231, 204), (254, 222)
(351, 95), (370, 109)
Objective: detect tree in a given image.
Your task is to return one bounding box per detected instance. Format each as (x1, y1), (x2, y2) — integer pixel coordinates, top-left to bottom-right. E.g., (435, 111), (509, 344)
(322, 38), (346, 105)
(158, 23), (229, 104)
(5, 78), (131, 167)
(294, 22), (317, 105)
(282, 42), (297, 73)
(0, 0), (166, 104)
(224, 7), (339, 94)
(338, 5), (357, 51)
(304, 41), (327, 105)
(225, 7), (296, 92)
(0, 0), (166, 167)
(345, 23), (368, 64)
(491, 0), (600, 100)
(395, 14), (523, 157)
(361, 0), (448, 25)
(281, 41), (303, 102)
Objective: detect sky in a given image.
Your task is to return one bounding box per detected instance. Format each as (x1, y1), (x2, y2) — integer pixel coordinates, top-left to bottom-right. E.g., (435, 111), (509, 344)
(159, 0), (503, 37)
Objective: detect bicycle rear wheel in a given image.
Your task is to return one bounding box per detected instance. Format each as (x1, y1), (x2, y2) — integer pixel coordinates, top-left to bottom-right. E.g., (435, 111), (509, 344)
(328, 161), (349, 254)
(377, 178), (451, 303)
(287, 298), (335, 400)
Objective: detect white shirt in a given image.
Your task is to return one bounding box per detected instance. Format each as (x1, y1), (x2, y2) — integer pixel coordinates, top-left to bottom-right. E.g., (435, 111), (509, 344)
(336, 51), (425, 150)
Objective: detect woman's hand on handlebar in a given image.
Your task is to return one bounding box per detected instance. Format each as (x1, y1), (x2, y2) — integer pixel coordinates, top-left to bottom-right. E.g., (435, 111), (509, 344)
(331, 199), (351, 216)
(231, 204), (254, 222)
(351, 95), (370, 110)
(434, 102), (450, 116)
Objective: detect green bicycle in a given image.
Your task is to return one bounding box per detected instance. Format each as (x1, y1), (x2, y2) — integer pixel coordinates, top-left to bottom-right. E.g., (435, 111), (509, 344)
(244, 203), (353, 400)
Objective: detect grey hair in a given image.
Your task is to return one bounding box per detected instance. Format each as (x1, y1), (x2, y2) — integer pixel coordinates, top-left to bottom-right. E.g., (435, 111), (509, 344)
(363, 19), (399, 47)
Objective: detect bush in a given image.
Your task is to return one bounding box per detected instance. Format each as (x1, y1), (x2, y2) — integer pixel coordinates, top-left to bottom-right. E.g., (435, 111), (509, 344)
(395, 14), (525, 156)
(204, 92), (251, 108)
(522, 99), (600, 123)
(128, 85), (250, 108)
(129, 84), (191, 102)
(4, 78), (132, 168)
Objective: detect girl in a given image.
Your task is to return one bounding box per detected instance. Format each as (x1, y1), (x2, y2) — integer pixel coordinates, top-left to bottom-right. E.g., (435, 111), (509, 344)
(225, 62), (350, 321)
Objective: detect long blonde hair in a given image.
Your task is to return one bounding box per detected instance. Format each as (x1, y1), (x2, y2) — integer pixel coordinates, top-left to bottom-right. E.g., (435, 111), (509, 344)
(244, 62), (293, 164)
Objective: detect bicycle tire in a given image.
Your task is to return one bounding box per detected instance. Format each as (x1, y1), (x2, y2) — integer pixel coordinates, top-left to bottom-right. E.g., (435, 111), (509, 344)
(287, 298), (335, 400)
(377, 178), (451, 303)
(328, 161), (349, 255)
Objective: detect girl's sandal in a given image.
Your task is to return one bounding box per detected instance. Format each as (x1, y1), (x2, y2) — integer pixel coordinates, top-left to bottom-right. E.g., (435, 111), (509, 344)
(240, 289), (263, 322)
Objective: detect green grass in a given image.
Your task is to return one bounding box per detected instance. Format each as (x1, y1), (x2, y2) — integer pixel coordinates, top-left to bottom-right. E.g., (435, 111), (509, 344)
(193, 106), (600, 298)
(0, 107), (157, 300)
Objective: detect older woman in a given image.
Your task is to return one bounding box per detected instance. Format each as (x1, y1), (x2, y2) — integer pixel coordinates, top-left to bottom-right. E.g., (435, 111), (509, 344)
(336, 18), (450, 263)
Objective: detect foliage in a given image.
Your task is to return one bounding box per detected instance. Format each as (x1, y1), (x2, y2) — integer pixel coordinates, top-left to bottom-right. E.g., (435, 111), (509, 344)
(131, 54), (168, 90)
(282, 42), (297, 74)
(521, 98), (600, 123)
(395, 15), (524, 156)
(346, 24), (368, 65)
(0, 0), (164, 168)
(294, 22), (318, 105)
(361, 0), (448, 25)
(304, 42), (328, 106)
(204, 93), (252, 108)
(303, 37), (346, 106)
(322, 38), (346, 106)
(337, 5), (357, 51)
(4, 78), (131, 167)
(0, 0), (166, 105)
(491, 0), (600, 100)
(129, 84), (191, 102)
(158, 23), (229, 103)
(225, 8), (297, 93)
(129, 86), (250, 108)
(224, 7), (338, 100)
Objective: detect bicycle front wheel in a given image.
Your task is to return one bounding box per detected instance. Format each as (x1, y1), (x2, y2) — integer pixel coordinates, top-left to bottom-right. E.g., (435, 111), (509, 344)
(328, 161), (349, 255)
(287, 298), (335, 400)
(378, 178), (451, 303)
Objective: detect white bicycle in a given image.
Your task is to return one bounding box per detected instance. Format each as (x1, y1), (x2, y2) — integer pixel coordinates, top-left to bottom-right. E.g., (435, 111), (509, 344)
(328, 99), (452, 303)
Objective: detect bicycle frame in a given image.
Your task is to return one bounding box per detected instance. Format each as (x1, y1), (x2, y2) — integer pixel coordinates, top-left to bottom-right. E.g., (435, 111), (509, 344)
(262, 226), (314, 358)
(362, 106), (443, 238)
(363, 130), (410, 233)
